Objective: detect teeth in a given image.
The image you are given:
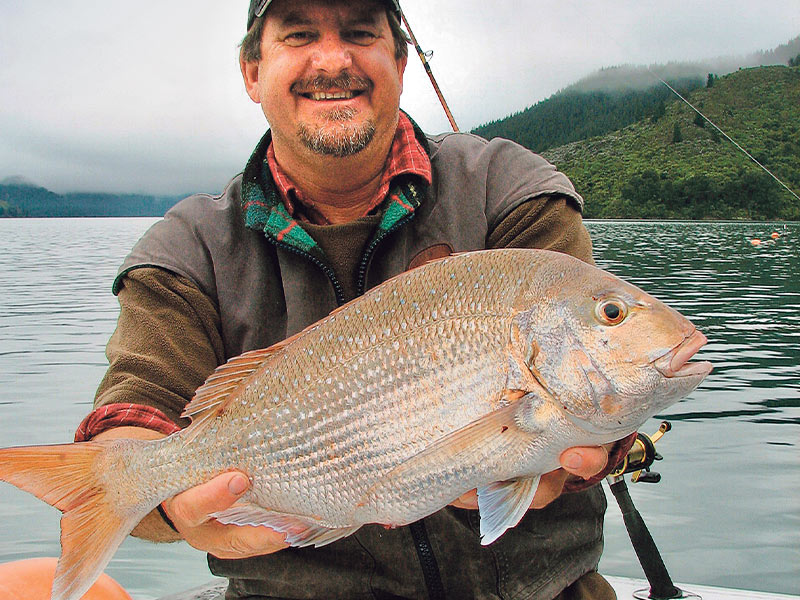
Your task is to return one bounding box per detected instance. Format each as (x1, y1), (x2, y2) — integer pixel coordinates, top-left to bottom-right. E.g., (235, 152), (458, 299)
(308, 91), (356, 101)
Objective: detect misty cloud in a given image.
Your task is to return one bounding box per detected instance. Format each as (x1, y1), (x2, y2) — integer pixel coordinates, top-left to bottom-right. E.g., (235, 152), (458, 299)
(1, 0), (798, 195)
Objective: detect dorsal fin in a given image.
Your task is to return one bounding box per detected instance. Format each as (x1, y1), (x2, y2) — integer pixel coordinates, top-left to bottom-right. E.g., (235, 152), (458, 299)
(180, 317), (331, 443)
(180, 347), (281, 442)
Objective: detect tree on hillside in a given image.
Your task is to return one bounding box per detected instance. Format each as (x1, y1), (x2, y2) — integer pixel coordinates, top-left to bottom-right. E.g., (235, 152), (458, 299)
(672, 122), (683, 143)
(789, 54), (800, 67)
(706, 73), (717, 87)
(694, 112), (705, 127)
(651, 100), (666, 123)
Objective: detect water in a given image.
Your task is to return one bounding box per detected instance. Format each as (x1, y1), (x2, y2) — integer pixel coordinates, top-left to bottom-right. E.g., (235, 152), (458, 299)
(0, 218), (797, 598)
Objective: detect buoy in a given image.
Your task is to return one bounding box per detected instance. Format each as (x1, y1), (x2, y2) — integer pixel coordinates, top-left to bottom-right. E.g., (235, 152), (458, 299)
(751, 239), (762, 246)
(771, 232), (780, 239)
(0, 557), (132, 600)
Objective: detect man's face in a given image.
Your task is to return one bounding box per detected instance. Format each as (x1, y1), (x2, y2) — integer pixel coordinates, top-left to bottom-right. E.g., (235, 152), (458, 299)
(243, 0), (407, 158)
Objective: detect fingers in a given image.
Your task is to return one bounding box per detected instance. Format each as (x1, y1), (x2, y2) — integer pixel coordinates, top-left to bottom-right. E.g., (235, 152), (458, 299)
(532, 445), (612, 509)
(451, 444), (613, 513)
(187, 519), (289, 559)
(530, 469), (570, 509)
(162, 471), (289, 559)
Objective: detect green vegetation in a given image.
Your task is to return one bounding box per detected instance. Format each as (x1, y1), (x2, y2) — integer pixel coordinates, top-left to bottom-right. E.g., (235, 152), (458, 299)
(540, 66), (799, 219)
(0, 183), (182, 217)
(472, 79), (703, 153)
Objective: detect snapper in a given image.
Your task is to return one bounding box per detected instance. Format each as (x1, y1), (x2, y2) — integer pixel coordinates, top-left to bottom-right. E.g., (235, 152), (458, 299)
(0, 248), (711, 600)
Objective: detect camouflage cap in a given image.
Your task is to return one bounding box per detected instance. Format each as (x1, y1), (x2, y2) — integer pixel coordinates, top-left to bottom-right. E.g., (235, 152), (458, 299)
(248, 0), (402, 30)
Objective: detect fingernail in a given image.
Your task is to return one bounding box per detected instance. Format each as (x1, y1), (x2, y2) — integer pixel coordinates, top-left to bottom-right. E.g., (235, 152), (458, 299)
(228, 474), (249, 496)
(563, 452), (583, 470)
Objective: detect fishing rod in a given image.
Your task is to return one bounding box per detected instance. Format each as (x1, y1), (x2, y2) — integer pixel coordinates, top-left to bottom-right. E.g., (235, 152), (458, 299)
(649, 72), (800, 203)
(607, 423), (701, 600)
(400, 10), (460, 132)
(553, 1), (800, 204)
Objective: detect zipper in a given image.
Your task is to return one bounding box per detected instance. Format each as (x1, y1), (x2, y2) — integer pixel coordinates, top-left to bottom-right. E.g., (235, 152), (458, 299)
(355, 209), (448, 600)
(270, 210), (447, 599)
(355, 212), (415, 295)
(268, 237), (347, 307)
(409, 519), (446, 600)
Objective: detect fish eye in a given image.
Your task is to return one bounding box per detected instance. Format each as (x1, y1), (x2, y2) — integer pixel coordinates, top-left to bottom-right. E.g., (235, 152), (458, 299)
(595, 299), (627, 326)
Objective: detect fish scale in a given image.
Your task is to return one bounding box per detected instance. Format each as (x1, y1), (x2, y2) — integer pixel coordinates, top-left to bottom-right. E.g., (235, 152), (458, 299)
(0, 248), (713, 600)
(195, 254), (527, 516)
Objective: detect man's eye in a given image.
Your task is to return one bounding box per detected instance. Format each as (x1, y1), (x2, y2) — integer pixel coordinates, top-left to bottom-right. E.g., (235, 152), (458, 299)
(346, 30), (377, 44)
(284, 31), (315, 45)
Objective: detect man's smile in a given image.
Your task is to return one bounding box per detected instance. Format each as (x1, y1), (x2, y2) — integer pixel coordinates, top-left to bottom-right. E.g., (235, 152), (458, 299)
(301, 90), (364, 101)
(292, 73), (371, 103)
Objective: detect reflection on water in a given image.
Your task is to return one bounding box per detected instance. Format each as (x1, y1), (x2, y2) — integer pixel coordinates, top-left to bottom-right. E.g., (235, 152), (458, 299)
(587, 221), (799, 594)
(0, 218), (797, 597)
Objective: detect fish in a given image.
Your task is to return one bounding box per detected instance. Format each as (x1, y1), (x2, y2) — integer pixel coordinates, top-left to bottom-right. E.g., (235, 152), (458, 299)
(0, 248), (712, 600)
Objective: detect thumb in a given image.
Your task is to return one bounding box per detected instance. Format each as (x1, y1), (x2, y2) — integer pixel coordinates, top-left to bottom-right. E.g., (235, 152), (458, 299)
(166, 471), (251, 528)
(559, 446), (610, 479)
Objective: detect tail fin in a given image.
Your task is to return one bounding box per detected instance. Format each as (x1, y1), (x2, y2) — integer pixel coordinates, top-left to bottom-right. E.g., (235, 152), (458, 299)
(0, 442), (150, 600)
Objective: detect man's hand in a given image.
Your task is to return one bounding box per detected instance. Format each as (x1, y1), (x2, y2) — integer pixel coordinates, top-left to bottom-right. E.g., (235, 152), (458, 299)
(450, 444), (611, 510)
(162, 471), (289, 559)
(94, 426), (288, 558)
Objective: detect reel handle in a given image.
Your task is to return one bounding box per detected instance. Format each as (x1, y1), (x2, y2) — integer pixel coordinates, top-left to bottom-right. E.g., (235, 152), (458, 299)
(610, 421), (671, 482)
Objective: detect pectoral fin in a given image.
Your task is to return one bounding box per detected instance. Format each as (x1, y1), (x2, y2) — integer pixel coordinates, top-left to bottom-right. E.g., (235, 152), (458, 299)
(212, 503), (360, 548)
(357, 396), (537, 512)
(477, 476), (541, 545)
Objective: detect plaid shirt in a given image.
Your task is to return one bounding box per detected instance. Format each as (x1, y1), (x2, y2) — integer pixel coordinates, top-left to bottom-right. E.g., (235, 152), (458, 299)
(267, 112), (432, 224)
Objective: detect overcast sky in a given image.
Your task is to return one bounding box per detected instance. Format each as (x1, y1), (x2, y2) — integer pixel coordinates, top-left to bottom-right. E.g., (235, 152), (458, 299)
(1, 1), (798, 195)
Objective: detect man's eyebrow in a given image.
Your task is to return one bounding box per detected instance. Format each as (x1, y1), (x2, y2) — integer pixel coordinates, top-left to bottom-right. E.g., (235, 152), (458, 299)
(276, 11), (315, 28)
(343, 9), (382, 27)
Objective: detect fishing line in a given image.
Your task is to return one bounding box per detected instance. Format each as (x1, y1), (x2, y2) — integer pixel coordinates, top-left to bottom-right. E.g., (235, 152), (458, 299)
(651, 73), (800, 202)
(558, 2), (800, 203)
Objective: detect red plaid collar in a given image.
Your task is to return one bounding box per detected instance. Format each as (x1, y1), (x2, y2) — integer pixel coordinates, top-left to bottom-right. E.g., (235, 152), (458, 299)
(266, 112), (432, 223)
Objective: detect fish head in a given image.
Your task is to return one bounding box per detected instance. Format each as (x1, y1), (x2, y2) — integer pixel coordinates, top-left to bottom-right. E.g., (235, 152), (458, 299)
(514, 255), (712, 436)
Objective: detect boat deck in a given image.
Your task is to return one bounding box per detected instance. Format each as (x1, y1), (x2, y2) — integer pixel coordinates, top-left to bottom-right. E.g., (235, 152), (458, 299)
(607, 576), (799, 600)
(157, 576), (800, 600)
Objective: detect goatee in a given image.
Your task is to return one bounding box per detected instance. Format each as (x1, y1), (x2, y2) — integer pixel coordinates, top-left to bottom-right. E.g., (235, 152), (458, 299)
(298, 107), (376, 157)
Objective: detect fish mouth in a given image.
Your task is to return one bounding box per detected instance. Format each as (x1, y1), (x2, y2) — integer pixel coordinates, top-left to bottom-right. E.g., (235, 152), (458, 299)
(654, 329), (713, 378)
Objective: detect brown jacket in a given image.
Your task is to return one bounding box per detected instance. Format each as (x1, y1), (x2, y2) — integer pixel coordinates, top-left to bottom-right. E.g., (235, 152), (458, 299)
(97, 127), (606, 600)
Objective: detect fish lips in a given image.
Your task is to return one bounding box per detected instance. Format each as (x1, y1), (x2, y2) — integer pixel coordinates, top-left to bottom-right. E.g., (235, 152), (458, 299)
(654, 329), (713, 380)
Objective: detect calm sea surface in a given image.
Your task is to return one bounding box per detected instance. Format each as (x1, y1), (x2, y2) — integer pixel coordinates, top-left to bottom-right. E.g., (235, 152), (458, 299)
(0, 218), (797, 598)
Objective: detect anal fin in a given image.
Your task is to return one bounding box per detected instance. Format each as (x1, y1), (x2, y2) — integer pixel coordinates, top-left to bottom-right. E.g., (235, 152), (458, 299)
(212, 503), (360, 548)
(477, 476), (541, 545)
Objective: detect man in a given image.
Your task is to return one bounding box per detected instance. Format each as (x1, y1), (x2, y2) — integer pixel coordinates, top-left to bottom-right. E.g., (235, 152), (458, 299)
(77, 1), (630, 598)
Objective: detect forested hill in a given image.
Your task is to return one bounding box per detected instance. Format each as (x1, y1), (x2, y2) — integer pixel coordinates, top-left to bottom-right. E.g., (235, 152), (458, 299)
(542, 66), (799, 219)
(472, 77), (704, 154)
(0, 180), (183, 218)
(472, 36), (800, 154)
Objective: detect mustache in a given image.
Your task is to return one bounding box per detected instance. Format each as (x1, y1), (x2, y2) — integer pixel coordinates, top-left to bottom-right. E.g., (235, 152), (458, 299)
(291, 72), (372, 93)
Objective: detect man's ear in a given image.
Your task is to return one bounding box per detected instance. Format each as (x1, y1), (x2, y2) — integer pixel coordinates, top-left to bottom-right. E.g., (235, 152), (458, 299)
(396, 54), (408, 94)
(240, 53), (262, 104)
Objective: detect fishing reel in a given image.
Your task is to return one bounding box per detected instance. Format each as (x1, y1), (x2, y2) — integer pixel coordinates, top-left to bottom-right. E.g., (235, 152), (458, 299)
(609, 421), (671, 484)
(607, 421), (702, 599)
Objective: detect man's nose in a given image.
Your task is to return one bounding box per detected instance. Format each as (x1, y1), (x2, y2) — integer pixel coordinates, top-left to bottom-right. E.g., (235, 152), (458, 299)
(310, 34), (353, 73)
